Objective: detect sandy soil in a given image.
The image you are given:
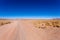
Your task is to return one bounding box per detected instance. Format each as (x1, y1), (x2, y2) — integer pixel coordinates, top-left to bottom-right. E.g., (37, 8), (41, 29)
(0, 20), (18, 40)
(0, 19), (60, 40)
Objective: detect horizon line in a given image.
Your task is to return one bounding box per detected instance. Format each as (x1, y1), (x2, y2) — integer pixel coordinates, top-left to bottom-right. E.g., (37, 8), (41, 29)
(0, 16), (60, 19)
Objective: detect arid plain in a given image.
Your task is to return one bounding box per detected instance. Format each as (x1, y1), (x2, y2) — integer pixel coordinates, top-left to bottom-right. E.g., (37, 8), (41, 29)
(0, 19), (60, 40)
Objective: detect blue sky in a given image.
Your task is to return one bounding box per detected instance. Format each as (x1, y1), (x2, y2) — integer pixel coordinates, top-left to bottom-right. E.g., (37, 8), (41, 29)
(0, 0), (60, 18)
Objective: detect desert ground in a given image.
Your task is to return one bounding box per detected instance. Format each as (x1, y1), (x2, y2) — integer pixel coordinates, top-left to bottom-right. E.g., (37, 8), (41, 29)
(0, 19), (60, 40)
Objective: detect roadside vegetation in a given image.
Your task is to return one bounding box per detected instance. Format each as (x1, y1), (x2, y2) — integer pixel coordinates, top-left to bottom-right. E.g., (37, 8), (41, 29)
(33, 19), (60, 29)
(0, 19), (11, 26)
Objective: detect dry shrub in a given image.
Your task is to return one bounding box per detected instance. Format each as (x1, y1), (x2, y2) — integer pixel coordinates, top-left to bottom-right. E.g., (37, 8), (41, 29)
(51, 21), (60, 28)
(33, 20), (60, 29)
(0, 20), (11, 26)
(45, 22), (51, 27)
(33, 21), (46, 29)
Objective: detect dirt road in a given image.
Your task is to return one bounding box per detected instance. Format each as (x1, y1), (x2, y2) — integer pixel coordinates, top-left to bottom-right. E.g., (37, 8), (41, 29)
(0, 20), (60, 40)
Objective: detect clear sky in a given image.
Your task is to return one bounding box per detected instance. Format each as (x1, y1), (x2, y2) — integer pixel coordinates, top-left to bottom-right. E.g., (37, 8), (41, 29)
(0, 0), (60, 18)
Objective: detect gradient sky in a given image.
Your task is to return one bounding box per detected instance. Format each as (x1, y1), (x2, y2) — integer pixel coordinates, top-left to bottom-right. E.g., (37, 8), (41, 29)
(0, 0), (60, 18)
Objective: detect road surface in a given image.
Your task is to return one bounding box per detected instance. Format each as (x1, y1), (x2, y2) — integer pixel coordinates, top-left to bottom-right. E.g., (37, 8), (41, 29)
(0, 20), (60, 40)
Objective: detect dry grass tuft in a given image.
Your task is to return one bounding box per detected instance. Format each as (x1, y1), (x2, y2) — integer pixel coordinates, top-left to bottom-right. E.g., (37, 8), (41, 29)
(0, 19), (11, 26)
(32, 19), (60, 29)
